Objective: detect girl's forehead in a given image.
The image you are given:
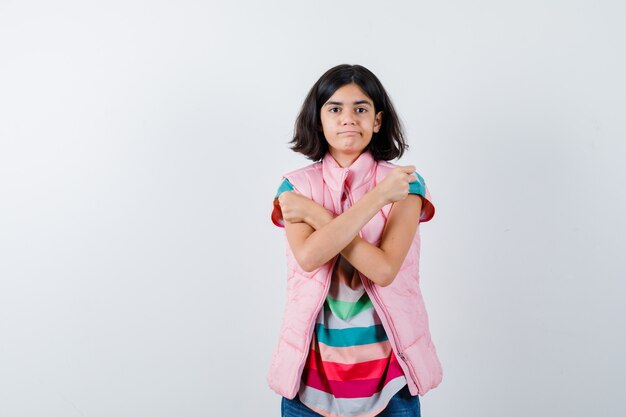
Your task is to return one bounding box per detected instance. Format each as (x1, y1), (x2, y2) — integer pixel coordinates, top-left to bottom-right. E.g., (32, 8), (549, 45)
(326, 83), (373, 103)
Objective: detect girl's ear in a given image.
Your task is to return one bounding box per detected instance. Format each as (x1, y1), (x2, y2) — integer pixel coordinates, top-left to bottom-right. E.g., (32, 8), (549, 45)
(374, 111), (383, 133)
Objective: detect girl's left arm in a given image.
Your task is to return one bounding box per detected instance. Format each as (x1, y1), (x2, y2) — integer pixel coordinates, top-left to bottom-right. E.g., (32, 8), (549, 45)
(280, 192), (421, 287)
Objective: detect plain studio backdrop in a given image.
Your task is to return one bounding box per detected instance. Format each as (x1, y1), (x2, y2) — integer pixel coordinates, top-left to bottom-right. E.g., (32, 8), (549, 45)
(1, 1), (625, 416)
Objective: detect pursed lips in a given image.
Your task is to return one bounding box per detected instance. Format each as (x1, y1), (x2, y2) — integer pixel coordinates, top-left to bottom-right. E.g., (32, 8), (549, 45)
(338, 130), (360, 135)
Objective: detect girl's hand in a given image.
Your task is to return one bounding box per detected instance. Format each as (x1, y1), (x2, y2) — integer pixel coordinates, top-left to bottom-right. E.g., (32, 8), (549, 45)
(374, 165), (417, 205)
(278, 192), (324, 225)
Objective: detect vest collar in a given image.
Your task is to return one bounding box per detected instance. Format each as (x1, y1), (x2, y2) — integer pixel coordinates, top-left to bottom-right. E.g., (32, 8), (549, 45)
(322, 151), (377, 192)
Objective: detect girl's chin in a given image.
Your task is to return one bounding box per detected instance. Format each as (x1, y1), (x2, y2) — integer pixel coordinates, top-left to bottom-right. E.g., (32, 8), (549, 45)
(334, 147), (363, 154)
(332, 140), (369, 152)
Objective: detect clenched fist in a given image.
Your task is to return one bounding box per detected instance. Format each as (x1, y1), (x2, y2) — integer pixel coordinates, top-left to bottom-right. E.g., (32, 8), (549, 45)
(278, 192), (317, 224)
(374, 165), (417, 205)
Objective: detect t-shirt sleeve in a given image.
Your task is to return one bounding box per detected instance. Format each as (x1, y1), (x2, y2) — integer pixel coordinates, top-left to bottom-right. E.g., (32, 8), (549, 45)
(271, 178), (294, 228)
(408, 172), (435, 222)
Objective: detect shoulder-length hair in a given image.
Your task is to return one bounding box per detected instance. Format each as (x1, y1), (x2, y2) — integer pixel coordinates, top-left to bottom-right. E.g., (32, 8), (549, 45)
(290, 64), (407, 161)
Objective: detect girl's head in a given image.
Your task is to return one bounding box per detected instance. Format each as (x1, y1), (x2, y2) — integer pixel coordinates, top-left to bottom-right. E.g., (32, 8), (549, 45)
(291, 64), (407, 162)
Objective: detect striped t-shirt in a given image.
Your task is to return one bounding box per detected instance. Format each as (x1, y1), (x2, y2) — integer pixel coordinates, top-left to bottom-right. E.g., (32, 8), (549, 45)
(297, 256), (407, 417)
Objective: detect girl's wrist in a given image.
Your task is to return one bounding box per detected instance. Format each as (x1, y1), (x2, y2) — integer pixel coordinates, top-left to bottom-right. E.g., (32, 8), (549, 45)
(369, 186), (390, 208)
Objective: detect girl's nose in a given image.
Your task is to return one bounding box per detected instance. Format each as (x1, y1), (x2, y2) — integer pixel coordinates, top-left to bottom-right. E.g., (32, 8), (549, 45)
(341, 113), (356, 125)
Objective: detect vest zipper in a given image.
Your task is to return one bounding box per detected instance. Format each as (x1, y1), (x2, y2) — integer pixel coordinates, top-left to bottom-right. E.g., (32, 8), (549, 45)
(343, 180), (423, 394)
(363, 277), (423, 394)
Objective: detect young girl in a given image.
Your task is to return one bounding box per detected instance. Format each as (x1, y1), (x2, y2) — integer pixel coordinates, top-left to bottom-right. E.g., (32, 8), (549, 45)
(269, 64), (442, 417)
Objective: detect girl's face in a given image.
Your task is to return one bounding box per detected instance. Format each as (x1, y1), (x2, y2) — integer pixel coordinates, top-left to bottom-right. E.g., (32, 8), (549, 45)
(320, 83), (382, 167)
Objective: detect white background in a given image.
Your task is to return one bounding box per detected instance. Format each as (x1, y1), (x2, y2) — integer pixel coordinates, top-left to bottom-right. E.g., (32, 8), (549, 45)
(1, 1), (625, 416)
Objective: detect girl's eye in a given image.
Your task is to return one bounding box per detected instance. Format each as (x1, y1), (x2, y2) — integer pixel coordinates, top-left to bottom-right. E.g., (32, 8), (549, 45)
(329, 107), (340, 113)
(356, 107), (367, 113)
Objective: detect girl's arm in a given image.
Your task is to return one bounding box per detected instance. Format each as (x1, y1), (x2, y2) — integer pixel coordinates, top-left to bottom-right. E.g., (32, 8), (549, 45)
(340, 195), (421, 286)
(279, 165), (418, 285)
(280, 191), (421, 287)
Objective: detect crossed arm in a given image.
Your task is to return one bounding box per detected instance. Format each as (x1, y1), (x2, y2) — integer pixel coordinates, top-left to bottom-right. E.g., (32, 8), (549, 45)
(278, 166), (422, 287)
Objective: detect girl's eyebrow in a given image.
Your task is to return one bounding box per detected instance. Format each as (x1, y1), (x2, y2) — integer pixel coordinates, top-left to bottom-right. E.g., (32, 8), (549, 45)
(324, 100), (373, 107)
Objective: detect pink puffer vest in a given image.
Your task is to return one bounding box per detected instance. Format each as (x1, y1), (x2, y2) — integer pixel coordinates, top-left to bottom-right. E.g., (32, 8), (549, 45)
(268, 151), (442, 399)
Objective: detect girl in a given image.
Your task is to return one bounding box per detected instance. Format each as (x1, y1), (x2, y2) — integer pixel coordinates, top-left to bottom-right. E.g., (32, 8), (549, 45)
(269, 64), (442, 417)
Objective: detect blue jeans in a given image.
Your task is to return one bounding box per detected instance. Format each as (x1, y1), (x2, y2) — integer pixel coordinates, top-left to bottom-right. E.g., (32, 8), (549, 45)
(281, 385), (421, 417)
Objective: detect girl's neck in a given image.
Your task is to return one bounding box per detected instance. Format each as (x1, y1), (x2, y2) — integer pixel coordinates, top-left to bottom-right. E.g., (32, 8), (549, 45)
(329, 150), (363, 168)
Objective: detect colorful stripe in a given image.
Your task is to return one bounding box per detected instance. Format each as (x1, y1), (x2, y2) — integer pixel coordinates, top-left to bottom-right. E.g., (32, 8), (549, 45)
(310, 340), (392, 364)
(302, 357), (405, 398)
(314, 324), (387, 348)
(316, 304), (382, 330)
(300, 377), (407, 417)
(326, 294), (373, 321)
(306, 351), (397, 381)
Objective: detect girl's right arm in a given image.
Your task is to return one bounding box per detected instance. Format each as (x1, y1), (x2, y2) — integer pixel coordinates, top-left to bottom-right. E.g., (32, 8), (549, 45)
(280, 165), (416, 274)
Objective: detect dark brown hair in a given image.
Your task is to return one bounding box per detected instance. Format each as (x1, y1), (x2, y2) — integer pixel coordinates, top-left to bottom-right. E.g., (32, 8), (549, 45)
(290, 64), (407, 161)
